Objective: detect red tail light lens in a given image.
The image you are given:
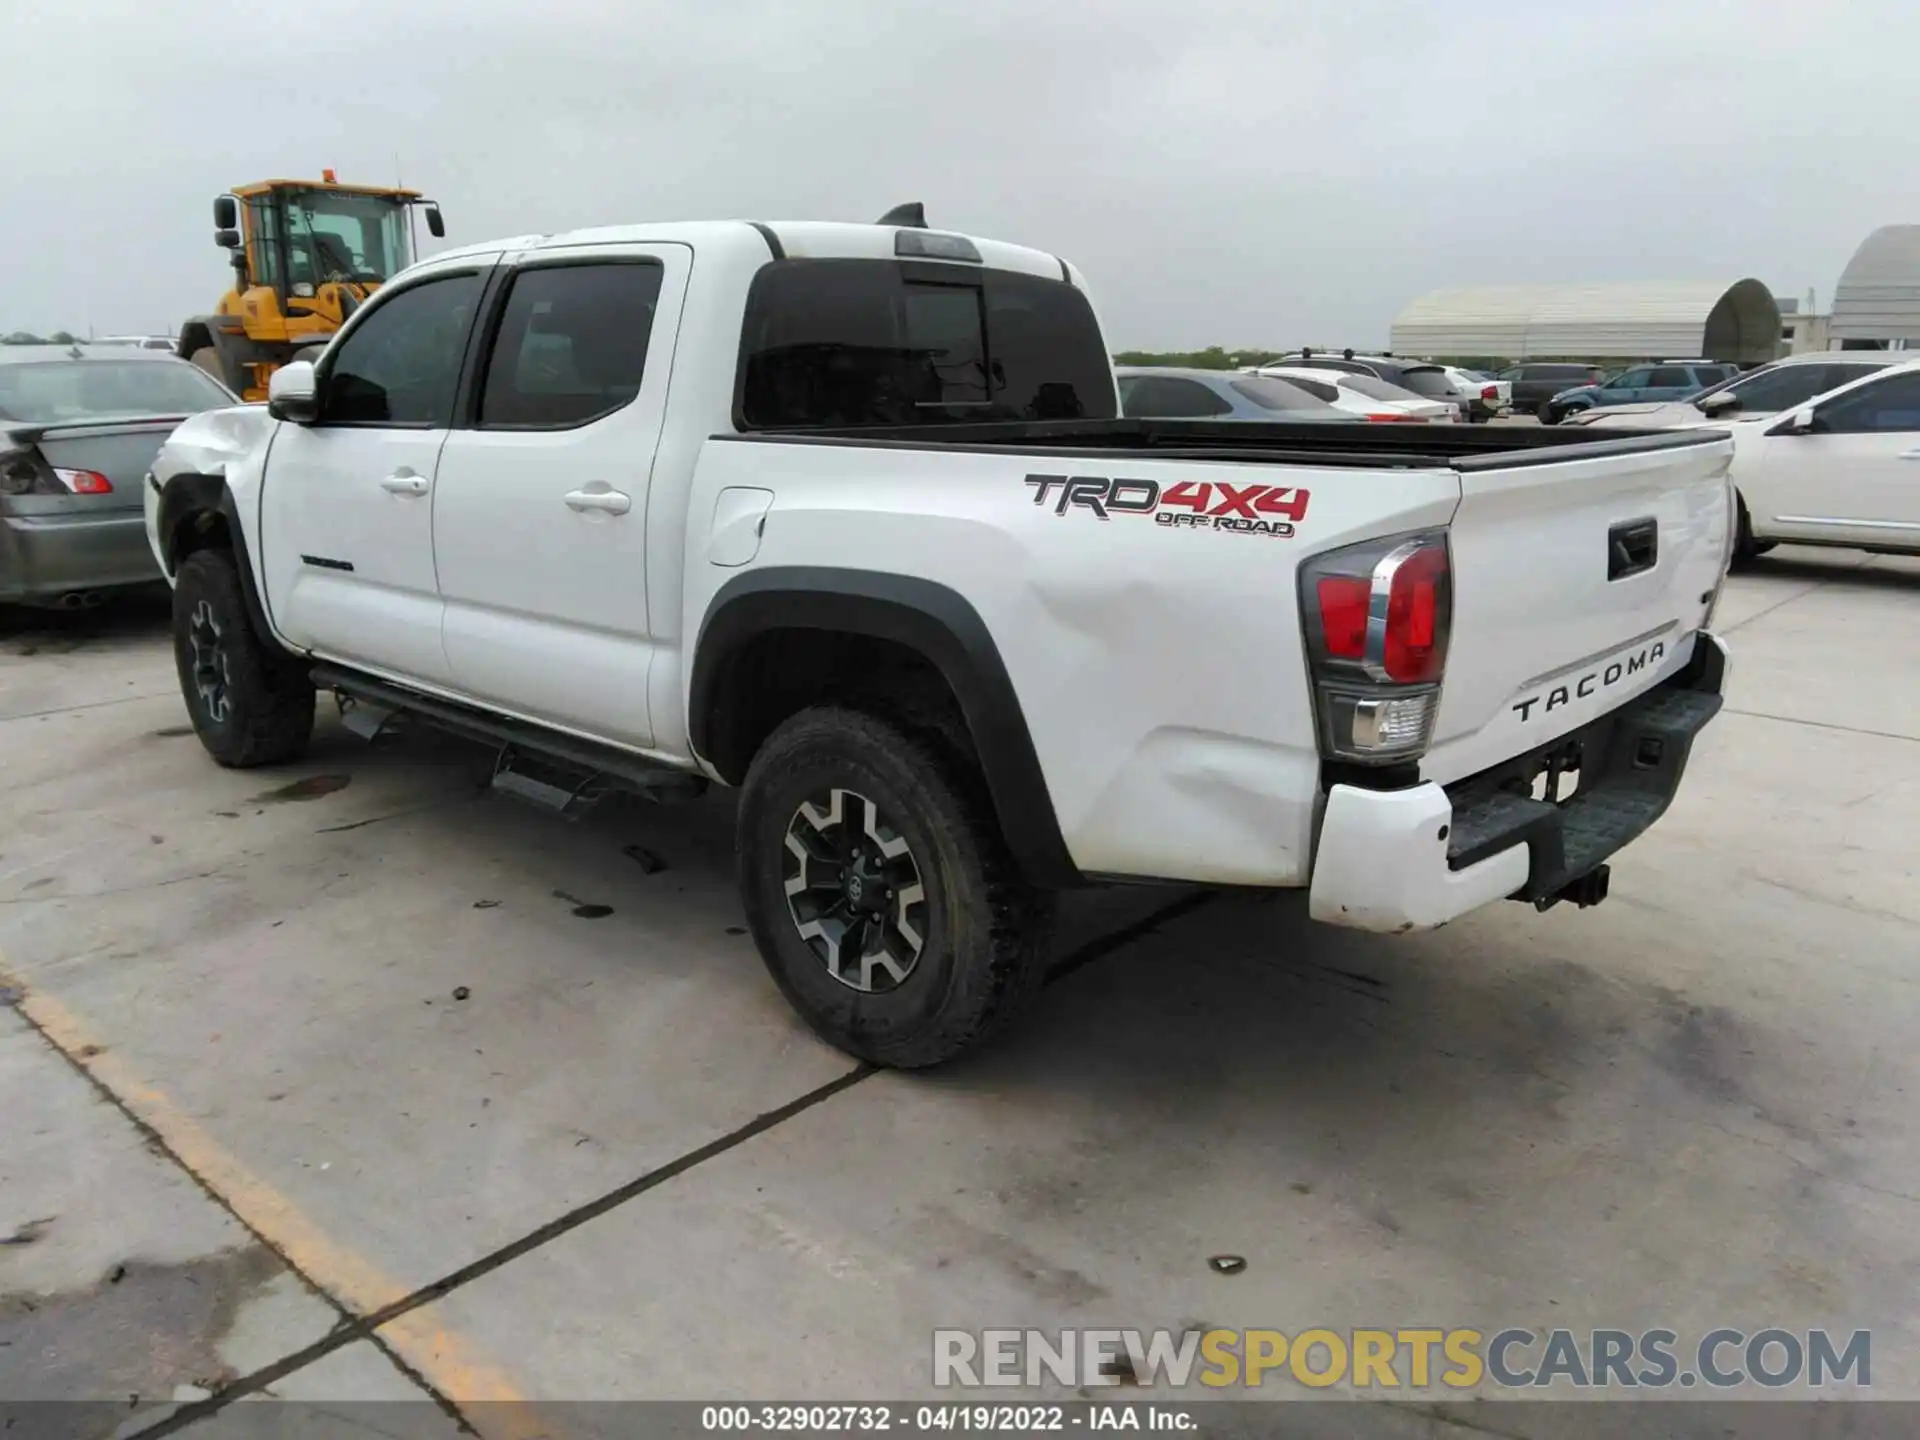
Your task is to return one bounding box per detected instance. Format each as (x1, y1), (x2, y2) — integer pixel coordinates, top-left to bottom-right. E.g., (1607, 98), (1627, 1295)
(54, 468), (113, 494)
(1382, 543), (1446, 682)
(1481, 384), (1498, 400)
(1299, 531), (1453, 763)
(1363, 412), (1425, 423)
(1316, 576), (1371, 659)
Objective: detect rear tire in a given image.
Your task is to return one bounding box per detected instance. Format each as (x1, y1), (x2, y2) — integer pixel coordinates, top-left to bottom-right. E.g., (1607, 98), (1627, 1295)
(171, 550), (315, 767)
(737, 705), (1055, 1068)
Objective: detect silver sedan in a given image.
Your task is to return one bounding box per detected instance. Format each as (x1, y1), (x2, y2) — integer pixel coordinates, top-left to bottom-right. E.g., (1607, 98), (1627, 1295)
(1115, 366), (1351, 421)
(1, 346), (237, 610)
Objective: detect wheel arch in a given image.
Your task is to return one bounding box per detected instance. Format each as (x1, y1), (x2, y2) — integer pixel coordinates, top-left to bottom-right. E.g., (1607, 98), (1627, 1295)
(155, 473), (293, 662)
(691, 568), (1082, 888)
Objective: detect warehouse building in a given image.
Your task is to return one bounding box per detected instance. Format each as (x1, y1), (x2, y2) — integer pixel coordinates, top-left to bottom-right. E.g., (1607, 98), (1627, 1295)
(1390, 278), (1780, 364)
(1830, 225), (1920, 349)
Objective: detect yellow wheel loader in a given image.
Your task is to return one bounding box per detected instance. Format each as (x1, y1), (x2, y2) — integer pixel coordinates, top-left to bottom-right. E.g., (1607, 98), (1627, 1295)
(177, 172), (445, 401)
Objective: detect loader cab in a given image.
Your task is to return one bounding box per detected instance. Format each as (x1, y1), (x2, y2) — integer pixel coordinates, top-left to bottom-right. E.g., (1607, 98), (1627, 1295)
(191, 177), (445, 401)
(219, 181), (443, 312)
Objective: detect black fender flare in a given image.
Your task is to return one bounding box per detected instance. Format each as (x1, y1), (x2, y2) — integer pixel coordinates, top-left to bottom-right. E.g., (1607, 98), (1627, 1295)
(153, 473), (295, 663)
(690, 568), (1082, 888)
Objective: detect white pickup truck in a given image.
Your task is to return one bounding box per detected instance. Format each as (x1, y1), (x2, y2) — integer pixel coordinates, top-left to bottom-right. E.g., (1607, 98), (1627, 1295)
(146, 211), (1736, 1066)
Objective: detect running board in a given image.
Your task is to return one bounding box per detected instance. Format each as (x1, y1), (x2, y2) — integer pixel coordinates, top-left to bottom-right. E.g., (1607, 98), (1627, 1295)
(311, 664), (709, 806)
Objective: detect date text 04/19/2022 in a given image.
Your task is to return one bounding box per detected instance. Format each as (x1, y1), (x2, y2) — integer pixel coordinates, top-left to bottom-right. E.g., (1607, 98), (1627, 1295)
(700, 1403), (1197, 1432)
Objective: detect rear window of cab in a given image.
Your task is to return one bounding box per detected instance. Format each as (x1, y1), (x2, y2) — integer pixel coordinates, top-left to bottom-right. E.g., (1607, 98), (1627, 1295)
(735, 258), (1117, 429)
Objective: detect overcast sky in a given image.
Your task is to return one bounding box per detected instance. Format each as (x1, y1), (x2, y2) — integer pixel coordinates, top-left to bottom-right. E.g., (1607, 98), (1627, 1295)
(5, 0), (1914, 348)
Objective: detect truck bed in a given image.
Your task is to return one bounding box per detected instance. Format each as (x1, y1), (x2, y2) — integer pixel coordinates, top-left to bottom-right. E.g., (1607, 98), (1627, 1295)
(725, 417), (1728, 470)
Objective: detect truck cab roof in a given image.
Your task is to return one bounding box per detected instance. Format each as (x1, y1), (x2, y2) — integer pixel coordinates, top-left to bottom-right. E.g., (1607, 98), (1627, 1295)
(419, 220), (1077, 284)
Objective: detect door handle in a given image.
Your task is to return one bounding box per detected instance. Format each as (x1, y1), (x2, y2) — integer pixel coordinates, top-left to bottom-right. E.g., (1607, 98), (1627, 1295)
(564, 488), (632, 516)
(380, 472), (430, 496)
(1899, 448), (1920, 462)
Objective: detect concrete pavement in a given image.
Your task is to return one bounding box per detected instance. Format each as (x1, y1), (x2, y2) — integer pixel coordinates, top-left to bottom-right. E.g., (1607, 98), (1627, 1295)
(2, 551), (1916, 1437)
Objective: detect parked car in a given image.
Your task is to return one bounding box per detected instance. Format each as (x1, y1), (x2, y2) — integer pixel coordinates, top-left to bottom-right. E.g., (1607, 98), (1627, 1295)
(1115, 367), (1348, 421)
(1545, 361), (1739, 425)
(1498, 363), (1608, 416)
(1256, 365), (1460, 422)
(1, 346), (237, 610)
(1725, 358), (1920, 562)
(1278, 351), (1464, 418)
(1569, 354), (1898, 430)
(1442, 365), (1511, 423)
(147, 213), (1732, 1067)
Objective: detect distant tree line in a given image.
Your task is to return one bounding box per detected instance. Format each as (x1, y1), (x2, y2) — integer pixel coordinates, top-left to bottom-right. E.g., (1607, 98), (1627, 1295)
(1110, 346), (1295, 371)
(3, 331), (79, 345)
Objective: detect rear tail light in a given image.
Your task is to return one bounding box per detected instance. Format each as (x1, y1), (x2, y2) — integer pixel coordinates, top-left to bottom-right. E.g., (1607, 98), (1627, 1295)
(1300, 531), (1453, 763)
(0, 449), (111, 496)
(1363, 412), (1426, 423)
(1481, 384), (1498, 400)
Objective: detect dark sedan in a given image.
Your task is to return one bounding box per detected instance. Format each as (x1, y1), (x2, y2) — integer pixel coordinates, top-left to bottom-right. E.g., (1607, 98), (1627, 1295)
(1, 347), (236, 609)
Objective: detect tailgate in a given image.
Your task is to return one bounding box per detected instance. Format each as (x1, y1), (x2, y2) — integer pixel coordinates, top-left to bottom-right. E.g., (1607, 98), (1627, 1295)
(1423, 432), (1733, 784)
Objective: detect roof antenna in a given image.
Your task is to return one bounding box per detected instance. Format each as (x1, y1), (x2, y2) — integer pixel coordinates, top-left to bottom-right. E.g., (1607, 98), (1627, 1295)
(876, 202), (926, 228)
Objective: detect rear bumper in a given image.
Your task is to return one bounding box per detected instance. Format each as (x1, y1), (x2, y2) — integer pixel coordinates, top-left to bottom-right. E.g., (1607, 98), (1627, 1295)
(1309, 632), (1727, 932)
(0, 509), (160, 602)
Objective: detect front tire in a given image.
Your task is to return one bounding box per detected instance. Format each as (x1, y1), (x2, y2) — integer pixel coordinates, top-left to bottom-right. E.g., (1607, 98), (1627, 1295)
(738, 706), (1055, 1068)
(1729, 493), (1778, 568)
(171, 550), (315, 767)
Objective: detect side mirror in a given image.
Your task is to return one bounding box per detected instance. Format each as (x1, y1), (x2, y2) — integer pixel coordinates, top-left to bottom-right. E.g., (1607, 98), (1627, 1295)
(1783, 405), (1817, 433)
(267, 362), (320, 424)
(1696, 391), (1741, 415)
(213, 195), (239, 230)
(214, 228), (241, 249)
(424, 204), (445, 239)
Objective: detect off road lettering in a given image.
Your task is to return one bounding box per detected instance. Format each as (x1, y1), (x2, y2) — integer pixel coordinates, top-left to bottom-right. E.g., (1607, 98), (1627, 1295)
(1021, 474), (1309, 539)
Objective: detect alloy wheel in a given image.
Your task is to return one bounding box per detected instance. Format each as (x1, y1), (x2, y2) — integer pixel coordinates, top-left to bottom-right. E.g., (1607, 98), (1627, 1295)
(187, 599), (232, 724)
(781, 787), (928, 993)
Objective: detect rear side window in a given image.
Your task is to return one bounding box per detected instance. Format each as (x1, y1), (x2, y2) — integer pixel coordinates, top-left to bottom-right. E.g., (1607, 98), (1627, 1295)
(1819, 371), (1920, 433)
(479, 262), (664, 429)
(1229, 376), (1333, 411)
(738, 259), (1116, 428)
(1119, 376), (1229, 417)
(1528, 364), (1590, 381)
(1333, 373), (1412, 403)
(1395, 367), (1456, 399)
(1649, 367), (1695, 388)
(1273, 373), (1340, 403)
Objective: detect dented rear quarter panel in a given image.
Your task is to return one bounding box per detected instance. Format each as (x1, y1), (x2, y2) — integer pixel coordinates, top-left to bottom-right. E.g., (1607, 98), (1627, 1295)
(681, 437), (1462, 886)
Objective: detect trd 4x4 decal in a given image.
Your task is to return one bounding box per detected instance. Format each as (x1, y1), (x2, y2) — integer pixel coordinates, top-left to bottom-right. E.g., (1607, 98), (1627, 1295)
(1023, 474), (1309, 538)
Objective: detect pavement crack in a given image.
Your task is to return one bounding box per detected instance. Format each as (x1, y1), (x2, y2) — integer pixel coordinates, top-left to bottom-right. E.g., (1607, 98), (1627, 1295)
(0, 869), (227, 906)
(0, 690), (177, 725)
(1718, 578), (1828, 635)
(19, 892), (1206, 1430)
(1722, 707), (1920, 746)
(1045, 890), (1215, 986)
(315, 793), (481, 833)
